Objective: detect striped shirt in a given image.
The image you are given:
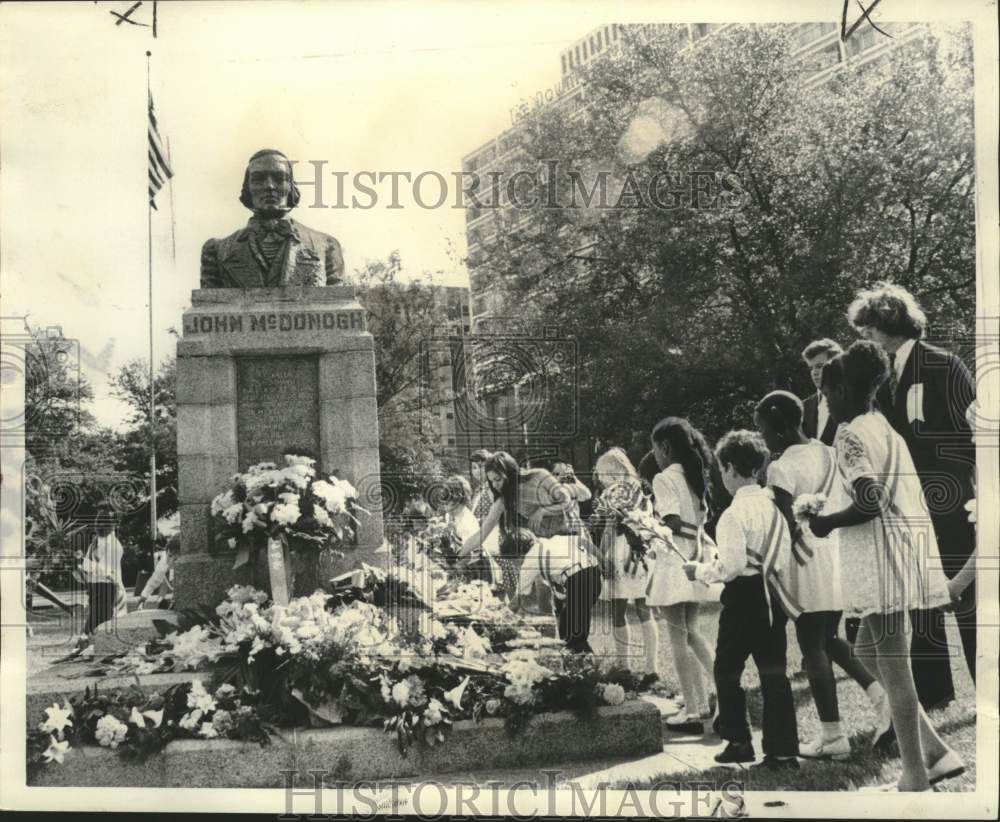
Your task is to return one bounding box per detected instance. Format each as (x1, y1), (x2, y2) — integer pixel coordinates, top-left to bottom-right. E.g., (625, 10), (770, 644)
(517, 535), (598, 599)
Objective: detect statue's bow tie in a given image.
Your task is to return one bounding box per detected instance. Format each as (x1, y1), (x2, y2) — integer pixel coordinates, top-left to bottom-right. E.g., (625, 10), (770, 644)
(251, 219), (296, 239)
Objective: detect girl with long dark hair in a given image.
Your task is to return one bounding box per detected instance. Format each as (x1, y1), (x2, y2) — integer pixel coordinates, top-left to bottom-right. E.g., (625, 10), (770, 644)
(648, 417), (721, 734)
(459, 451), (601, 652)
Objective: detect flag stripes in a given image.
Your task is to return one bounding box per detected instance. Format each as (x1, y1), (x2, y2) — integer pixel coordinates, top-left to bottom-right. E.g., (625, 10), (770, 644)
(148, 93), (172, 209)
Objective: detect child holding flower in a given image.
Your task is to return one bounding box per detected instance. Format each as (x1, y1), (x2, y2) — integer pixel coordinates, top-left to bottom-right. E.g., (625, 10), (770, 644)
(807, 341), (962, 791)
(755, 390), (890, 760)
(441, 474), (500, 586)
(648, 417), (720, 735)
(592, 447), (660, 686)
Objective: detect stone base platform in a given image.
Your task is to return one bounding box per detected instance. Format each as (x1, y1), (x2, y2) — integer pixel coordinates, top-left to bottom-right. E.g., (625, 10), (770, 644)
(27, 701), (662, 788)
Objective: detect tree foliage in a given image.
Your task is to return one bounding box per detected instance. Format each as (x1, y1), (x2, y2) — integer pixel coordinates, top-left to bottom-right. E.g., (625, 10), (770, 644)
(354, 252), (455, 506)
(470, 24), (976, 444)
(23, 324), (178, 585)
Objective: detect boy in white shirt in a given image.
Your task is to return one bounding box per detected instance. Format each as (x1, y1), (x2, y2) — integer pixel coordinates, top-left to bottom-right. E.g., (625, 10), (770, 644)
(514, 531), (601, 653)
(683, 430), (799, 771)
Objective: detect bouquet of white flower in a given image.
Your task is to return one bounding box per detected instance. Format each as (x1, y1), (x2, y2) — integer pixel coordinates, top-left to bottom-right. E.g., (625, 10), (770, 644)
(210, 454), (367, 604)
(597, 481), (688, 565)
(414, 516), (461, 567)
(792, 493), (827, 521)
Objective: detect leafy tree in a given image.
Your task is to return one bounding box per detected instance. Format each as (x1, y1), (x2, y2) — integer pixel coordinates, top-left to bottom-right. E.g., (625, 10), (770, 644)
(109, 356), (178, 549)
(23, 326), (96, 457)
(469, 23), (975, 446)
(22, 325), (124, 585)
(354, 252), (452, 508)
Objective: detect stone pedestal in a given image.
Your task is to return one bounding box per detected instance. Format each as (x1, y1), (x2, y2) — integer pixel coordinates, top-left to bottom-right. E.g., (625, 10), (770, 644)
(174, 287), (384, 610)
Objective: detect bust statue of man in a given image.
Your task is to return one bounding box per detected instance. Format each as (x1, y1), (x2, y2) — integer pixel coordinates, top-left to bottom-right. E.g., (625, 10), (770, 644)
(200, 149), (345, 288)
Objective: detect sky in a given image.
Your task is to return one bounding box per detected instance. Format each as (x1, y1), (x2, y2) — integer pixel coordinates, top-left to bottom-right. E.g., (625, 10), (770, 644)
(3, 0), (988, 429)
(1, 0), (597, 427)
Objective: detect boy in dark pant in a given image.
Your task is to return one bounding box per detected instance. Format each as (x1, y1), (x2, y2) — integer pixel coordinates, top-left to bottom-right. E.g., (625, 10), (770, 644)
(684, 430), (799, 770)
(515, 532), (602, 654)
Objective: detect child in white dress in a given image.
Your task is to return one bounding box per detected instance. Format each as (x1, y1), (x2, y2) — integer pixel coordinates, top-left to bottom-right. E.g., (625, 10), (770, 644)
(593, 448), (660, 687)
(809, 341), (962, 792)
(648, 417), (721, 735)
(756, 390), (890, 761)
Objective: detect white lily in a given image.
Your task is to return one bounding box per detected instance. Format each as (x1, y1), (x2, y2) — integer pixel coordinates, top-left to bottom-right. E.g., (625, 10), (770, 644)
(43, 737), (71, 764)
(41, 702), (73, 737)
(443, 676), (470, 711)
(142, 709), (165, 728)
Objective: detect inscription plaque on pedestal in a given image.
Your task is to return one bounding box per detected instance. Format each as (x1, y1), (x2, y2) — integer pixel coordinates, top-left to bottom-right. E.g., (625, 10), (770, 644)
(175, 287), (383, 610)
(236, 356), (320, 469)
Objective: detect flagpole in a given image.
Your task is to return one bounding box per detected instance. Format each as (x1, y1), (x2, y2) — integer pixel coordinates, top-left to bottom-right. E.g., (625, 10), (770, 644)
(147, 49), (159, 548)
(166, 135), (177, 264)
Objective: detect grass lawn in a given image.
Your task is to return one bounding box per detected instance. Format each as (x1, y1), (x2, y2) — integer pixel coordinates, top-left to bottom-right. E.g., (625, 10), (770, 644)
(585, 600), (976, 792)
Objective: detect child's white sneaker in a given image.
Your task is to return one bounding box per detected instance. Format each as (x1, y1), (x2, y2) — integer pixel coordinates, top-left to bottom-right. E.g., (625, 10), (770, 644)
(800, 736), (851, 761)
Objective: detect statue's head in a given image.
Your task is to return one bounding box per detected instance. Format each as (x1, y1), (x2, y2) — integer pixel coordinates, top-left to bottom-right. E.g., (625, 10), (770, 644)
(239, 149), (302, 215)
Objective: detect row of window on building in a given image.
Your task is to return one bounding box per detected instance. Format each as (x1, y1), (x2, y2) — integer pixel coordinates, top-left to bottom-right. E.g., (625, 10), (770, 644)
(560, 23), (623, 75)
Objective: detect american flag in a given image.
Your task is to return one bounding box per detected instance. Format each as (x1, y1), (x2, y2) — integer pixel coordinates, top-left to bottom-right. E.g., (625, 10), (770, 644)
(148, 93), (173, 210)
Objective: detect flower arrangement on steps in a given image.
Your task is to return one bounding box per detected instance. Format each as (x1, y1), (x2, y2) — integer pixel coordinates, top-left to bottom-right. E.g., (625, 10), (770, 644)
(29, 583), (644, 772)
(210, 454), (367, 603)
(27, 679), (271, 777)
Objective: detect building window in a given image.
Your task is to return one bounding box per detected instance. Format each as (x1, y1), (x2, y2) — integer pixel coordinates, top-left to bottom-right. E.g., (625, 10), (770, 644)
(792, 22), (836, 51)
(499, 135), (515, 154)
(446, 412), (454, 419)
(575, 45), (581, 63)
(561, 54), (567, 74)
(844, 26), (882, 58)
(804, 40), (841, 73)
(448, 438), (455, 446)
(604, 26), (610, 46)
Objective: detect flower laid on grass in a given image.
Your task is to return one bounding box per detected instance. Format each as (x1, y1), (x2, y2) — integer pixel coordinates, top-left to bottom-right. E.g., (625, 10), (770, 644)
(41, 703), (73, 738)
(26, 679), (271, 774)
(42, 737), (70, 764)
(95, 715), (129, 749)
